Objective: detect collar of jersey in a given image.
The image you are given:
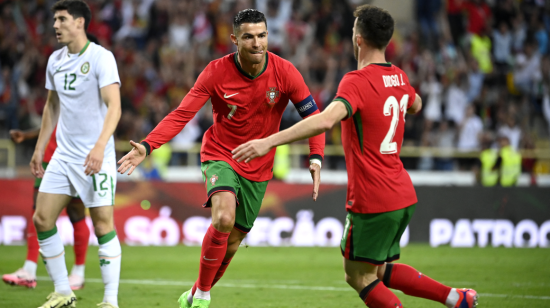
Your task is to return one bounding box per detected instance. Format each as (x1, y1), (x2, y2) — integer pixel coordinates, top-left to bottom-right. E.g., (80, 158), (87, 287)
(234, 52), (268, 80)
(68, 40), (90, 58)
(369, 62), (392, 67)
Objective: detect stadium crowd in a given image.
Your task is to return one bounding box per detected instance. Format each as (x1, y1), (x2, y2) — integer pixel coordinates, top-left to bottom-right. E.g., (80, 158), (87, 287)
(1, 0), (550, 172)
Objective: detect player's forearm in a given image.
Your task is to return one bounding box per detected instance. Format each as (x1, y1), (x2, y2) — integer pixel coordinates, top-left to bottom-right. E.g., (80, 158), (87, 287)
(304, 110), (326, 160)
(266, 113), (332, 150)
(36, 96), (59, 153)
(95, 102), (121, 148)
(24, 129), (41, 140)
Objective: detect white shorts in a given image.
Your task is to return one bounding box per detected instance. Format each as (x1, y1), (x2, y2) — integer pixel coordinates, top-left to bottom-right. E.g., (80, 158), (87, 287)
(39, 157), (117, 208)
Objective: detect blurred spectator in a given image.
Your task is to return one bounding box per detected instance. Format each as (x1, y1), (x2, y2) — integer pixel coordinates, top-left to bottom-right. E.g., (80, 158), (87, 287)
(433, 121), (456, 170)
(498, 115), (522, 150)
(457, 105), (483, 152)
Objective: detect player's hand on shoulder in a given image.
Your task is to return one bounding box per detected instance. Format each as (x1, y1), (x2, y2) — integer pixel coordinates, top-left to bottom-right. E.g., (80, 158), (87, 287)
(117, 140), (146, 176)
(30, 150), (45, 178)
(232, 139), (272, 163)
(84, 145), (105, 176)
(309, 162), (321, 201)
(9, 130), (25, 143)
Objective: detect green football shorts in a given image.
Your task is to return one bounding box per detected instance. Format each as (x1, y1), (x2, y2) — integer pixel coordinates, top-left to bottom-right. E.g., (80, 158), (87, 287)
(201, 160), (269, 233)
(34, 162), (49, 189)
(340, 204), (416, 265)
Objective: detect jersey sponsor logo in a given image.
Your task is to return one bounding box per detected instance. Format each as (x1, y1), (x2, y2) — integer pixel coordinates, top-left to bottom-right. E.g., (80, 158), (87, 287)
(382, 74), (405, 88)
(81, 62), (90, 74)
(210, 174), (218, 186)
(224, 92), (239, 98)
(266, 87), (280, 104)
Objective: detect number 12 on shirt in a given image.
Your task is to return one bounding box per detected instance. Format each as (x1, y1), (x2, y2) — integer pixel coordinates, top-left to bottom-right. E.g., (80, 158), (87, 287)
(380, 94), (409, 154)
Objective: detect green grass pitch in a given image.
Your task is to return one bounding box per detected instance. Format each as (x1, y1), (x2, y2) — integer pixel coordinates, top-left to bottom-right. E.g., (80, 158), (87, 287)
(1, 244), (549, 307)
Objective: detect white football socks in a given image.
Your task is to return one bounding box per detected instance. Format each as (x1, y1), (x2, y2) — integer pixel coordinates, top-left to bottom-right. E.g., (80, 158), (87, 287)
(38, 227), (72, 296)
(195, 288), (211, 301)
(445, 288), (459, 308)
(98, 231), (121, 307)
(187, 291), (194, 305)
(23, 260), (37, 278)
(70, 264), (85, 278)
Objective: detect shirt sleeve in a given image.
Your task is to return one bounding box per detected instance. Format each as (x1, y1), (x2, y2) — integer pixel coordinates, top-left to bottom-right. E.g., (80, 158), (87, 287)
(284, 62), (325, 160)
(96, 50), (121, 88)
(45, 55), (55, 91)
(334, 73), (361, 119)
(142, 65), (212, 154)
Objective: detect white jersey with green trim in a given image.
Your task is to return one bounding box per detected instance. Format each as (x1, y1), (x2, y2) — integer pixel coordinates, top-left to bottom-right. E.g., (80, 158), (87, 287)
(45, 41), (120, 164)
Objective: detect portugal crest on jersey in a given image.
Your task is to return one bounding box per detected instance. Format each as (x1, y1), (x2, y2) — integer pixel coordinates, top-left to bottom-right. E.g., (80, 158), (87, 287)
(81, 62), (90, 74)
(210, 174), (219, 186)
(266, 87), (279, 104)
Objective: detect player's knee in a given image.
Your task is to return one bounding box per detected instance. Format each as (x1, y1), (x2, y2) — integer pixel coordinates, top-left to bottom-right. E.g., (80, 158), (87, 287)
(93, 221), (114, 238)
(344, 273), (359, 289)
(212, 213), (235, 232)
(33, 211), (54, 231)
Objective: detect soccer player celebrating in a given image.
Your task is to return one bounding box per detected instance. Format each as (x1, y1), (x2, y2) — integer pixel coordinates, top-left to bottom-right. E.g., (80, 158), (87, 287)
(3, 128), (89, 290)
(233, 5), (478, 308)
(117, 9), (325, 308)
(31, 1), (122, 307)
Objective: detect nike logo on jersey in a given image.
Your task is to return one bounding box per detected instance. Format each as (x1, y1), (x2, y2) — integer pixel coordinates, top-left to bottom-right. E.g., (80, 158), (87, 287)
(224, 93), (239, 98)
(203, 256), (218, 261)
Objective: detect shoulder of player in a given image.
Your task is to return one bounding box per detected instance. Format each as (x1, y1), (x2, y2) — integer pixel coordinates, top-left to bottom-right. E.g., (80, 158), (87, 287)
(203, 53), (234, 74)
(268, 52), (297, 71)
(87, 43), (113, 60)
(48, 47), (67, 63)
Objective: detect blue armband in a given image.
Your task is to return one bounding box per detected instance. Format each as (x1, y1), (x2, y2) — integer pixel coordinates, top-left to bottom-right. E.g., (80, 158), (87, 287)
(294, 95), (319, 118)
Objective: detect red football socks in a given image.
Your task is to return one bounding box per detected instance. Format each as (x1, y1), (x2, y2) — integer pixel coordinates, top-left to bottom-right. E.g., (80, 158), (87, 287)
(196, 224), (230, 292)
(26, 212), (39, 263)
(383, 263), (451, 304)
(360, 279), (402, 308)
(72, 218), (90, 265)
(211, 257), (233, 287)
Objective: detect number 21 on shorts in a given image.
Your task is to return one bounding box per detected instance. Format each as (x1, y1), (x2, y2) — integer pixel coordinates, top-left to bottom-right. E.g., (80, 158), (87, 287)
(380, 94), (409, 154)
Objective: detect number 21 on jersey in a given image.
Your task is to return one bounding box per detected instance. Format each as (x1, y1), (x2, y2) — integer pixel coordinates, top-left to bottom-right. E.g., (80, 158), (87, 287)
(380, 94), (408, 154)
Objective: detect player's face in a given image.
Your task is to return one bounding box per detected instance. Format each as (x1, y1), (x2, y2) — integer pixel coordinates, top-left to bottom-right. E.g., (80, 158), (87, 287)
(53, 10), (83, 45)
(232, 23), (268, 65)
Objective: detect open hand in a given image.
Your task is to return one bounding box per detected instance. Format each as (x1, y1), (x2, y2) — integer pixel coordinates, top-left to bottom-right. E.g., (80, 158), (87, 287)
(117, 140), (147, 175)
(232, 139), (272, 163)
(310, 162), (321, 201)
(9, 130), (25, 144)
(30, 150), (45, 178)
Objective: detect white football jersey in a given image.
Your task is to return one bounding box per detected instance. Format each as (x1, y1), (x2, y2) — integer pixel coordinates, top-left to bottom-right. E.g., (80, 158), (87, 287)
(45, 42), (120, 164)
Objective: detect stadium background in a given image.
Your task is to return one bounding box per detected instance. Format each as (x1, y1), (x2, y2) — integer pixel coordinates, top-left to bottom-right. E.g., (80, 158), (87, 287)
(0, 0), (549, 307)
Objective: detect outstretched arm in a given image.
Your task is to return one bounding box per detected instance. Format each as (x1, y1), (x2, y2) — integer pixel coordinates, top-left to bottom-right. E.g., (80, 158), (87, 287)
(10, 128), (41, 143)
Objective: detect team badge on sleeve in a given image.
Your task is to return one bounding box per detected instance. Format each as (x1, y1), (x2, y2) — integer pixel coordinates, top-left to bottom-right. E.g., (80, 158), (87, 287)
(81, 62), (90, 74)
(210, 174), (219, 186)
(266, 87), (280, 104)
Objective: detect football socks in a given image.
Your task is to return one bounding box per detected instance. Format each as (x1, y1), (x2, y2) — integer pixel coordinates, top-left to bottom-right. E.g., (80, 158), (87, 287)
(360, 279), (402, 307)
(383, 263), (451, 304)
(38, 226), (72, 296)
(98, 231), (121, 307)
(196, 224), (230, 292)
(72, 218), (90, 266)
(26, 211), (39, 264)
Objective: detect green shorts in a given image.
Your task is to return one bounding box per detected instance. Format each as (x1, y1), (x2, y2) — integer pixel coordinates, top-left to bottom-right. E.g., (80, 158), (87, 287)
(34, 162), (49, 189)
(201, 160), (269, 233)
(340, 204), (416, 265)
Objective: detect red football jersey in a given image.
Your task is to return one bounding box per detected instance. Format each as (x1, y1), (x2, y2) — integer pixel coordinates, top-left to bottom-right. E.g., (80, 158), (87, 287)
(144, 52), (325, 182)
(335, 64), (417, 214)
(43, 126), (57, 163)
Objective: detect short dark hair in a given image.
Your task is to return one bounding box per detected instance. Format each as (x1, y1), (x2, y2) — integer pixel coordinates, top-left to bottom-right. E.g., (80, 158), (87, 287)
(353, 5), (394, 50)
(51, 0), (92, 31)
(233, 9), (267, 33)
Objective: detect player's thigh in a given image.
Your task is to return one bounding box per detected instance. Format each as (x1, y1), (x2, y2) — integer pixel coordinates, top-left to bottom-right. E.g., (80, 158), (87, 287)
(234, 176), (268, 233)
(66, 160), (117, 208)
(88, 205), (114, 237)
(66, 198), (86, 222)
(340, 208), (411, 265)
(33, 162), (49, 208)
(343, 257), (379, 292)
(202, 161), (241, 227)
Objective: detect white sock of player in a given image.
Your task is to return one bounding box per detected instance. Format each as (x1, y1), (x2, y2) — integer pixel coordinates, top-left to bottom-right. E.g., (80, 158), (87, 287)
(23, 260), (37, 277)
(195, 288), (211, 301)
(38, 227), (72, 296)
(71, 264), (85, 277)
(187, 291), (194, 305)
(445, 288), (459, 308)
(98, 231), (121, 306)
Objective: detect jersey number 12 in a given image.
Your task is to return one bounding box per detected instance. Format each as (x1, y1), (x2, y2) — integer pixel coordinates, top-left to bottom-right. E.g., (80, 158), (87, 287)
(380, 94), (409, 154)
